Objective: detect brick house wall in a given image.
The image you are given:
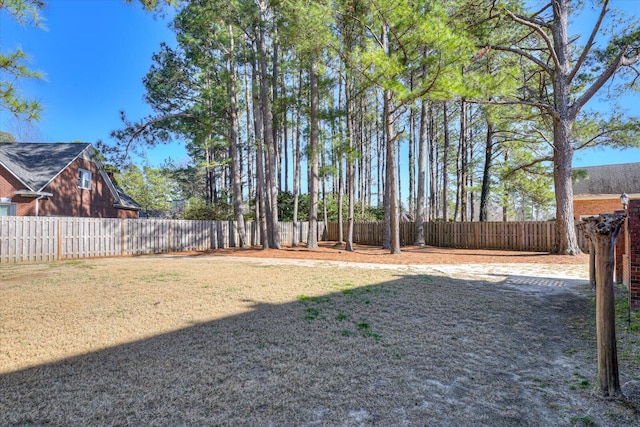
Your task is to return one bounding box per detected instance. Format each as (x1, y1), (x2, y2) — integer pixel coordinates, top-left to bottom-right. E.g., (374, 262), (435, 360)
(0, 157), (137, 218)
(626, 199), (640, 310)
(573, 198), (621, 220)
(39, 157), (120, 217)
(0, 167), (35, 216)
(116, 208), (138, 219)
(615, 209), (626, 283)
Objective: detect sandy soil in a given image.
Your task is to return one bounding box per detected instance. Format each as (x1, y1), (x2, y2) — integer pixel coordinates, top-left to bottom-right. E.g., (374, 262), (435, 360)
(1, 243), (639, 426)
(206, 241), (591, 265)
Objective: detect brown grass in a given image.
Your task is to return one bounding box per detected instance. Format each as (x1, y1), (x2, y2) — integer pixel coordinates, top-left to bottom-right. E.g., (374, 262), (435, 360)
(1, 246), (639, 426)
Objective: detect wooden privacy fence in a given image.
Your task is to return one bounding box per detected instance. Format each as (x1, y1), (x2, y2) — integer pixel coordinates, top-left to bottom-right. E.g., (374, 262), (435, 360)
(0, 217), (317, 263)
(326, 221), (590, 253)
(1, 217), (590, 263)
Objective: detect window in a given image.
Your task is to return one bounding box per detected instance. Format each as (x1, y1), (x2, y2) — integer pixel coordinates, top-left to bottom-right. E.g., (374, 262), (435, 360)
(0, 202), (16, 216)
(78, 169), (92, 190)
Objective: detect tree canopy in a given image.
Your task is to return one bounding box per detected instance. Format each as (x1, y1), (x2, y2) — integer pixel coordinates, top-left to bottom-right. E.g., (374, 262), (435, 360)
(0, 0), (44, 122)
(103, 0), (639, 253)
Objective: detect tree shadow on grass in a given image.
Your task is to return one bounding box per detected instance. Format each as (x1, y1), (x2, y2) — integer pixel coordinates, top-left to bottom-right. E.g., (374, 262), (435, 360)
(1, 275), (637, 426)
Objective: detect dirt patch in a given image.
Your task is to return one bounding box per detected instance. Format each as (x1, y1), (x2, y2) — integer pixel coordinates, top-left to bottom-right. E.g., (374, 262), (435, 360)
(205, 241), (590, 265)
(1, 246), (639, 426)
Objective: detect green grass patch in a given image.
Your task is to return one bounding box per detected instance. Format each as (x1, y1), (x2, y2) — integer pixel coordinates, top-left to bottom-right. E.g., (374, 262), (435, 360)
(364, 331), (382, 341)
(357, 322), (370, 331)
(49, 260), (96, 269)
(299, 286), (386, 341)
(615, 283), (640, 332)
(570, 415), (595, 426)
(298, 295), (331, 304)
(305, 307), (320, 321)
(613, 283), (640, 376)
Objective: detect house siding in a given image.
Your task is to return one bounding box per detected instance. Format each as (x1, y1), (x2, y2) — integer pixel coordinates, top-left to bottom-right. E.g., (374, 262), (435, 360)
(40, 158), (119, 217)
(117, 208), (138, 219)
(0, 158), (137, 218)
(0, 166), (35, 216)
(573, 198), (621, 220)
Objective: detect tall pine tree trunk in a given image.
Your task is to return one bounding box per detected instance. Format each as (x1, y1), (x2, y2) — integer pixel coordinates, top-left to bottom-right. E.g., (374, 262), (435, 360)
(428, 103), (436, 220)
(257, 15), (280, 249)
(384, 88), (400, 254)
(345, 79), (355, 252)
(227, 25), (247, 247)
(292, 69), (302, 247)
(244, 66), (254, 203)
(553, 117), (579, 253)
(551, 3), (578, 253)
(415, 99), (428, 245)
(251, 59), (269, 249)
(337, 75), (345, 245)
(458, 98), (468, 222)
(408, 100), (415, 216)
(271, 25), (281, 191)
(442, 101), (450, 222)
(479, 118), (494, 222)
(307, 60), (320, 249)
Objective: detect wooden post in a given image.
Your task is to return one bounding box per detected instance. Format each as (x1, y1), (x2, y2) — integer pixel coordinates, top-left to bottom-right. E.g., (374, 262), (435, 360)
(577, 223), (596, 290)
(582, 214), (625, 398)
(589, 238), (596, 290)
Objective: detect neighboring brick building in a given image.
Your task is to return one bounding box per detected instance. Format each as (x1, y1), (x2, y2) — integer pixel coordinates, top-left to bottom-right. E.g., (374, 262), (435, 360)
(0, 142), (141, 218)
(572, 162), (640, 220)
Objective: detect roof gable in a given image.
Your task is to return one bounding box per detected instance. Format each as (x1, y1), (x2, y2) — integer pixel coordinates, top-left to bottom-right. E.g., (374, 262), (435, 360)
(114, 185), (142, 210)
(0, 143), (91, 192)
(0, 142), (141, 212)
(573, 162), (640, 196)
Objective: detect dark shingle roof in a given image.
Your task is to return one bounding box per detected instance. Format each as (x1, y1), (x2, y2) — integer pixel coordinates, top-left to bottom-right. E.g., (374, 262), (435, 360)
(0, 142), (91, 192)
(114, 185), (142, 210)
(573, 163), (640, 196)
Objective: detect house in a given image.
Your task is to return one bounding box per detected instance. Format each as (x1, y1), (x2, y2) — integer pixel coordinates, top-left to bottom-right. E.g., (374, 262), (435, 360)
(0, 142), (141, 218)
(572, 162), (640, 220)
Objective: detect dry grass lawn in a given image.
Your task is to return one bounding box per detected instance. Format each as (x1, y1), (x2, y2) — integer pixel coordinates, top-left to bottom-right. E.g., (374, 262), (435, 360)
(1, 245), (640, 426)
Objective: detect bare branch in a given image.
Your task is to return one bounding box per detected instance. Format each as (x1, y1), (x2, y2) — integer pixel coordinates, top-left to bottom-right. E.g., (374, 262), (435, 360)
(371, 2), (409, 63)
(337, 9), (385, 49)
(529, 126), (554, 149)
(469, 98), (554, 115)
(568, 0), (609, 84)
(530, 3), (552, 20)
(631, 65), (640, 87)
(487, 45), (553, 75)
(574, 123), (638, 151)
(118, 113), (202, 158)
(503, 156), (553, 179)
(571, 50), (633, 116)
(504, 8), (559, 69)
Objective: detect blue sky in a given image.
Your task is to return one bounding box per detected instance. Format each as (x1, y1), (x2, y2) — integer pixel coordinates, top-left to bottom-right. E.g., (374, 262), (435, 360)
(0, 0), (186, 165)
(0, 0), (639, 173)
